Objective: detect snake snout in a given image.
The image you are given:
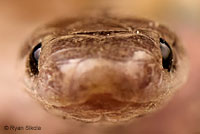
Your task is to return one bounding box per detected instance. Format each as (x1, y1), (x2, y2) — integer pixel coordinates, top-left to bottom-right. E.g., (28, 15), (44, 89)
(37, 50), (162, 109)
(36, 49), (163, 122)
(61, 59), (137, 102)
(54, 56), (161, 106)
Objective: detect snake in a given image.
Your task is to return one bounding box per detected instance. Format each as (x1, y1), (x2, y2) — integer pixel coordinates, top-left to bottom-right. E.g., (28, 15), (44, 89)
(18, 16), (188, 123)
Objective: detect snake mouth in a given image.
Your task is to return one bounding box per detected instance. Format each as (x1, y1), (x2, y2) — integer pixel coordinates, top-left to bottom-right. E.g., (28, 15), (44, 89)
(48, 93), (158, 122)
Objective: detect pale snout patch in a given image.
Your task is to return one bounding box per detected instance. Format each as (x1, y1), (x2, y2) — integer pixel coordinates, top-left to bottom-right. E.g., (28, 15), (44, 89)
(133, 51), (152, 61)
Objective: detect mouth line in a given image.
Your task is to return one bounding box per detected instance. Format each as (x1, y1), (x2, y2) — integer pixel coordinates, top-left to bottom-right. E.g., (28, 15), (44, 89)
(48, 98), (157, 122)
(50, 93), (157, 113)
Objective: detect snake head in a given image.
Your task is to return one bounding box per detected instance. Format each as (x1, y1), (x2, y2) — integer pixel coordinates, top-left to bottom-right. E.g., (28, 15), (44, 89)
(19, 17), (188, 123)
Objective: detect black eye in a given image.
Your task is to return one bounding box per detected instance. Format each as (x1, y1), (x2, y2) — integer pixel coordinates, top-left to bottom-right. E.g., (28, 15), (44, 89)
(159, 38), (173, 71)
(29, 42), (42, 75)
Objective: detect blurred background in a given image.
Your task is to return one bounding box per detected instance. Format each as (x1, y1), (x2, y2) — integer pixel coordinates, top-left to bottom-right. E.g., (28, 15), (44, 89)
(0, 0), (199, 134)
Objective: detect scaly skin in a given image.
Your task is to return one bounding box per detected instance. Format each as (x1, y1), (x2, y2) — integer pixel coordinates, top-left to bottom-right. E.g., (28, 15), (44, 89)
(18, 16), (188, 123)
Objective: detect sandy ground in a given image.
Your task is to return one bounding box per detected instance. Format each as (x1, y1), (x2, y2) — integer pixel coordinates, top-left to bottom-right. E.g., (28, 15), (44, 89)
(0, 0), (199, 134)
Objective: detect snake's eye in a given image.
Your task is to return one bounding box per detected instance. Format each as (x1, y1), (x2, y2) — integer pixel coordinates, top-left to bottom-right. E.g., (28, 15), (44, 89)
(159, 38), (173, 71)
(29, 42), (42, 75)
